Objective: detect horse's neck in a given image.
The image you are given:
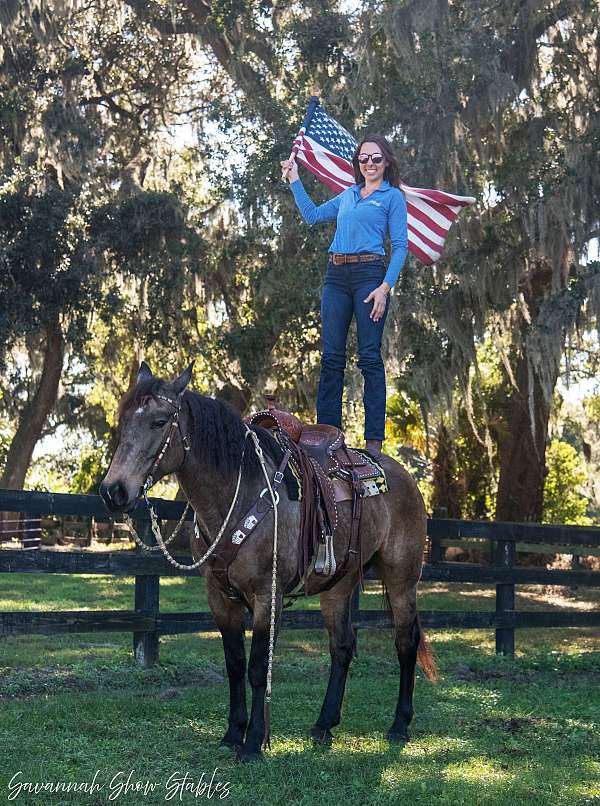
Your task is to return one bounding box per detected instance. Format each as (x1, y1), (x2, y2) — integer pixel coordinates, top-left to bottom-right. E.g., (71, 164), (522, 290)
(175, 450), (267, 537)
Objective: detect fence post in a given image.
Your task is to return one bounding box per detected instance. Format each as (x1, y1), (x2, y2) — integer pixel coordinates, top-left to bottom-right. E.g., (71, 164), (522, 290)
(495, 535), (515, 657)
(430, 507), (447, 563)
(133, 519), (160, 668)
(570, 553), (580, 593)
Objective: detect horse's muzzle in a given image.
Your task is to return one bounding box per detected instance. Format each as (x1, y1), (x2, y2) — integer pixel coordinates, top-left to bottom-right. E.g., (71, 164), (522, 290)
(99, 479), (136, 513)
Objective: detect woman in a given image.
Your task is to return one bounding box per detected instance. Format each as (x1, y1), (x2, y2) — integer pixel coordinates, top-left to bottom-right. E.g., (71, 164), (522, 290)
(281, 134), (408, 458)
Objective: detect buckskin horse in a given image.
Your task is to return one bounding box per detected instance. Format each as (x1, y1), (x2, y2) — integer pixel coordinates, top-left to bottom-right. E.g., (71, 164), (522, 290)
(100, 363), (436, 762)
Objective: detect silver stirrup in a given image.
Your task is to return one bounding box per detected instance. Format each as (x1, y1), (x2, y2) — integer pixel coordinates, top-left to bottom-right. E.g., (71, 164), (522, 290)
(314, 533), (336, 576)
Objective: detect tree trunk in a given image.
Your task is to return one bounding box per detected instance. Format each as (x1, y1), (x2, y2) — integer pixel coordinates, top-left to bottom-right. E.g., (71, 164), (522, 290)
(1, 318), (65, 489)
(495, 346), (555, 522)
(431, 423), (463, 518)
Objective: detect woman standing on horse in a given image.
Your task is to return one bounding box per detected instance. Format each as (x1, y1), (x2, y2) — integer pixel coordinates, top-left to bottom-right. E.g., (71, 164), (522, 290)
(281, 134), (408, 459)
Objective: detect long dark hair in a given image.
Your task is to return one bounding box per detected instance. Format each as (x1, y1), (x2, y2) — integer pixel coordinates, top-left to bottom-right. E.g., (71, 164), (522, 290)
(352, 133), (401, 188)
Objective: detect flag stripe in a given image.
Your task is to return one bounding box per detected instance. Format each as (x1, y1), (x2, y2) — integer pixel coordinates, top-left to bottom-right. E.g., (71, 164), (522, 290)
(407, 226), (442, 261)
(298, 138), (354, 185)
(296, 148), (348, 192)
(408, 240), (436, 265)
(303, 137), (355, 180)
(407, 202), (453, 240)
(408, 195), (457, 228)
(407, 214), (446, 248)
(297, 146), (350, 188)
(407, 219), (444, 252)
(297, 153), (347, 193)
(401, 183), (476, 206)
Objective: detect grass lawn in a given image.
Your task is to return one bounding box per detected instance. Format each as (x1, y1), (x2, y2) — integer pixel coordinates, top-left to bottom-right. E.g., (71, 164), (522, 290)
(0, 573), (598, 805)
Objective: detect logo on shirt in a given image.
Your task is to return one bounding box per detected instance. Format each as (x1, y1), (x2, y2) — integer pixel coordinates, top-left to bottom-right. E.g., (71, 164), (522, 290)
(368, 200), (382, 207)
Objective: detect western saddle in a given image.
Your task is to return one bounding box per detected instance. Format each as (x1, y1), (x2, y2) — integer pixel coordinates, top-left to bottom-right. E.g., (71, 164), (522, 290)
(247, 402), (384, 592)
(204, 400), (385, 598)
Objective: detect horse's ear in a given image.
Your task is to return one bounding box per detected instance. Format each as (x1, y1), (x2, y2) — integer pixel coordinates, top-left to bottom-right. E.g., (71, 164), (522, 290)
(172, 363), (194, 396)
(137, 361), (153, 385)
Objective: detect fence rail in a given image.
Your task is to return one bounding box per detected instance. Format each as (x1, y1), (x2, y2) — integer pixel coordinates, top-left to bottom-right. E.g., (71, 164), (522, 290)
(1, 489), (599, 664)
(0, 513), (42, 550)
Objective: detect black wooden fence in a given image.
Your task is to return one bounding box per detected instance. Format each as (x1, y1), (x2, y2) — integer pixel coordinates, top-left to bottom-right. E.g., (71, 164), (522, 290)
(1, 488), (599, 666)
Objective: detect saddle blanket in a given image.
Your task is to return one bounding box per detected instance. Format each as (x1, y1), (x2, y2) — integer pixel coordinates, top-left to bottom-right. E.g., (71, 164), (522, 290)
(274, 434), (388, 502)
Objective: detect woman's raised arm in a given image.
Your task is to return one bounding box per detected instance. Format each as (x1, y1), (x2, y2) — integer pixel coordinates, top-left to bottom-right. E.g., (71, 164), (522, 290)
(289, 179), (342, 226)
(281, 158), (342, 225)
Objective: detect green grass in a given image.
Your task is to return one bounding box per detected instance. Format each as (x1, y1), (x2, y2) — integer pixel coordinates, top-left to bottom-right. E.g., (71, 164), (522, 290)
(0, 574), (599, 805)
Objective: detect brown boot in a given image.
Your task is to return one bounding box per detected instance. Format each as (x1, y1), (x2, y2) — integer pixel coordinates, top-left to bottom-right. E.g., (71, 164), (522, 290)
(365, 439), (383, 460)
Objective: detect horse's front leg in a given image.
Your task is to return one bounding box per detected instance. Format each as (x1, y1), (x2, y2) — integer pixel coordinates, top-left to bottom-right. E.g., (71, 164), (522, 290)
(236, 591), (282, 763)
(207, 579), (248, 750)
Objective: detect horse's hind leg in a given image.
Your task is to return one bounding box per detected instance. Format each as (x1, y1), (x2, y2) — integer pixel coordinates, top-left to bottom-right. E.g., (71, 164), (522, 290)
(310, 573), (358, 746)
(380, 574), (420, 743)
(207, 581), (247, 750)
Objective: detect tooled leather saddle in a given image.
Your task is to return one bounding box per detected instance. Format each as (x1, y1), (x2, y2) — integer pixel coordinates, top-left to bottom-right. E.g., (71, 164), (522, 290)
(204, 400), (385, 598)
(247, 402), (384, 592)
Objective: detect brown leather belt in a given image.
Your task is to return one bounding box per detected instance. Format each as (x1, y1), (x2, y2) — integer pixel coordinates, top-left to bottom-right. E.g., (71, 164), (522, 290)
(329, 253), (381, 265)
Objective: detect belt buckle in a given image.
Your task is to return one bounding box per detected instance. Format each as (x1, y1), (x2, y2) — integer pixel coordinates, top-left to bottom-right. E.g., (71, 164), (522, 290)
(332, 254), (344, 265)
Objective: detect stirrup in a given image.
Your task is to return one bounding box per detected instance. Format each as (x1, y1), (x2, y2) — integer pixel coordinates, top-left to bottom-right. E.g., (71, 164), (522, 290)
(314, 534), (336, 576)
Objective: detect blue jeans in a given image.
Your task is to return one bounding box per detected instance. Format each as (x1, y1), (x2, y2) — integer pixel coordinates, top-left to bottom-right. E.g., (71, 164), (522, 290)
(317, 258), (390, 440)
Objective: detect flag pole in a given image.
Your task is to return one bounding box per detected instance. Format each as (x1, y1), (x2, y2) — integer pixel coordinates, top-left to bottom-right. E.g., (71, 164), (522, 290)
(282, 91), (321, 182)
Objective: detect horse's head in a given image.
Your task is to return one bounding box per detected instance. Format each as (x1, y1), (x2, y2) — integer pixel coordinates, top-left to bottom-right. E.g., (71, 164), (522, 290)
(99, 361), (193, 513)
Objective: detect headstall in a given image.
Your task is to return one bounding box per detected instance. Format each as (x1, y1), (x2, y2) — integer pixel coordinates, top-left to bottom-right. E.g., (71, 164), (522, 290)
(142, 393), (191, 495)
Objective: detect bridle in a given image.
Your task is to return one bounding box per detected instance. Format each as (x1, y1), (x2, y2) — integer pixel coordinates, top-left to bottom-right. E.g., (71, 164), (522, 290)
(122, 393), (284, 747)
(141, 392), (191, 496)
(126, 392), (193, 553)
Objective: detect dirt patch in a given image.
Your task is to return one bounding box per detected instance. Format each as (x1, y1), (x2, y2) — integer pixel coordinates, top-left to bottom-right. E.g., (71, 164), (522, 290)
(0, 662), (225, 700)
(480, 716), (544, 734)
(450, 663), (531, 683)
(159, 687), (181, 700)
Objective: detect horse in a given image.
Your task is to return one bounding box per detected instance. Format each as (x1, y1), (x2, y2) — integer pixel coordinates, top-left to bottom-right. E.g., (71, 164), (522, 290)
(99, 362), (436, 762)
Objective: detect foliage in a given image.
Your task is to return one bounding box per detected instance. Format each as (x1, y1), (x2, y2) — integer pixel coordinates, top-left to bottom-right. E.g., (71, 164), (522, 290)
(0, 174), (100, 361)
(543, 440), (592, 526)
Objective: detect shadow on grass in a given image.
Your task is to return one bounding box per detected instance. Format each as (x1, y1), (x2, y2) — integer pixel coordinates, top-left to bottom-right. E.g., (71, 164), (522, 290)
(0, 633), (598, 805)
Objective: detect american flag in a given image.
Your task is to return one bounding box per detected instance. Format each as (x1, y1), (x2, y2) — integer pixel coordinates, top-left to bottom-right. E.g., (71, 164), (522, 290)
(290, 96), (476, 265)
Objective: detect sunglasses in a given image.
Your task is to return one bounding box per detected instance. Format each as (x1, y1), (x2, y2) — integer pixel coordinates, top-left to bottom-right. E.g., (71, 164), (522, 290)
(357, 154), (384, 165)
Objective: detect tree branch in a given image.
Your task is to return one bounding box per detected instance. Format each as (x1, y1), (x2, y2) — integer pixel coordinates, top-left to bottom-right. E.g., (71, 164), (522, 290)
(121, 0), (283, 127)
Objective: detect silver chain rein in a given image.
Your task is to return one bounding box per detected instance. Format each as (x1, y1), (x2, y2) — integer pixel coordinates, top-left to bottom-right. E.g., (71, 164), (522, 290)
(123, 430), (252, 572)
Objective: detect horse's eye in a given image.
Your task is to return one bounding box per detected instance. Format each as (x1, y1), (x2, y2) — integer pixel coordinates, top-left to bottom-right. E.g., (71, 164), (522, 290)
(151, 420), (168, 429)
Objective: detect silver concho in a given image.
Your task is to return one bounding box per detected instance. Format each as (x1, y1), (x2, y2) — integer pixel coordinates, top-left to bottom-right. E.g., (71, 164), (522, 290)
(244, 515), (258, 531)
(231, 530), (245, 545)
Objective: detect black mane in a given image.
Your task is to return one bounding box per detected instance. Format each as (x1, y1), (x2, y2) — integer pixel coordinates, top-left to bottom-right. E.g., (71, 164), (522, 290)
(118, 379), (298, 499)
(184, 392), (299, 499)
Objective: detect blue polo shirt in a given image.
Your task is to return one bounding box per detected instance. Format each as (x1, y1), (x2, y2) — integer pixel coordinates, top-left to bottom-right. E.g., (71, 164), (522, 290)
(290, 178), (408, 288)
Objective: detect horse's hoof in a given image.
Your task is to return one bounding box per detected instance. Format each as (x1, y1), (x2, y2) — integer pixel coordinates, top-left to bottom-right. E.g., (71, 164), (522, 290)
(310, 725), (333, 746)
(235, 746), (263, 763)
(219, 738), (242, 751)
(386, 728), (409, 745)
(219, 729), (245, 750)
